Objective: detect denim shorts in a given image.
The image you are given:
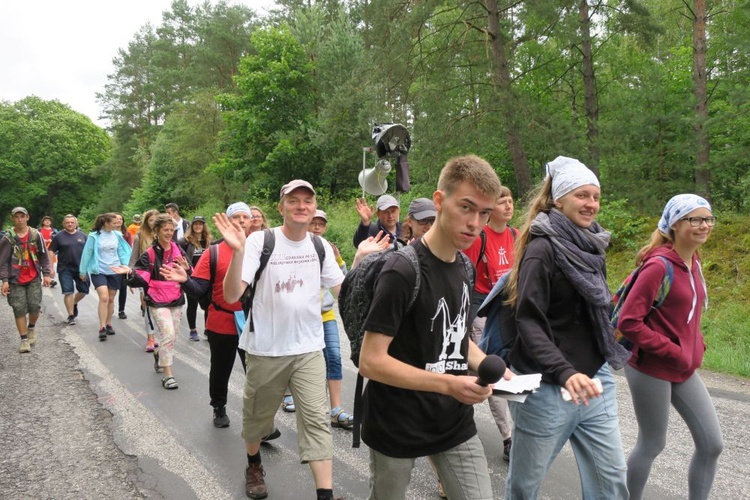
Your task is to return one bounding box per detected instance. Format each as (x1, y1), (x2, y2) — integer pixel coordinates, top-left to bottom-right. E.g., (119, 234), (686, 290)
(322, 319), (343, 380)
(90, 273), (122, 290)
(59, 267), (90, 295)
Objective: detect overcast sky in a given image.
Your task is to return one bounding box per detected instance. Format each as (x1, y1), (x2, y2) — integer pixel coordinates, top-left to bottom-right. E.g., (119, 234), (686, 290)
(0, 0), (275, 127)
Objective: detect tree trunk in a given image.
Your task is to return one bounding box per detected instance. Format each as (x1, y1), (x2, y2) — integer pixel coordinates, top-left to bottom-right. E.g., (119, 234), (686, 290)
(485, 0), (532, 197)
(693, 0), (710, 197)
(579, 0), (600, 175)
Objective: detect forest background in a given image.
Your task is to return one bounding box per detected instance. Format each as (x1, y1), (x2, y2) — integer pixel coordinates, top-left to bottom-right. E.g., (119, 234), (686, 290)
(0, 0), (748, 377)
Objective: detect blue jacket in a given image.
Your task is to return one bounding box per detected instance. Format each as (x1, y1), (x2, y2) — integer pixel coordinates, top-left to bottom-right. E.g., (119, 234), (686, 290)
(79, 230), (132, 276)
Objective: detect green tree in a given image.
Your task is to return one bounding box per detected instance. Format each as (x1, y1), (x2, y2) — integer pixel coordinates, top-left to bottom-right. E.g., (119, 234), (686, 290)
(0, 97), (110, 223)
(217, 25), (323, 197)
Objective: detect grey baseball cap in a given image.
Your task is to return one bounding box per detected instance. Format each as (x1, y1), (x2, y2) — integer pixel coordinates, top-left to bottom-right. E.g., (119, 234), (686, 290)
(408, 198), (436, 220)
(280, 179), (315, 200)
(376, 194), (399, 211)
(313, 210), (328, 222)
(11, 207), (29, 216)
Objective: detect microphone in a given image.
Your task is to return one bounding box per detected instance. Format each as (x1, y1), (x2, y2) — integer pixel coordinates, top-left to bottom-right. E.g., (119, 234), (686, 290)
(475, 355), (506, 387)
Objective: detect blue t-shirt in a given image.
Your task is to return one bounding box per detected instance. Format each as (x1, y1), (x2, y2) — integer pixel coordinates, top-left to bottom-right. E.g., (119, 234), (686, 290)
(97, 231), (120, 275)
(49, 230), (87, 271)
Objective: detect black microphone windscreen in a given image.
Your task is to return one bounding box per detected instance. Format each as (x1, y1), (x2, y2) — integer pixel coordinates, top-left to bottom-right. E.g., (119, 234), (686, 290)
(476, 355), (506, 386)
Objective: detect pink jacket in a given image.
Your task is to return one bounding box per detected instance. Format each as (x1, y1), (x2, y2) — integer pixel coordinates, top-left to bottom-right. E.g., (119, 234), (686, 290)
(618, 245), (708, 382)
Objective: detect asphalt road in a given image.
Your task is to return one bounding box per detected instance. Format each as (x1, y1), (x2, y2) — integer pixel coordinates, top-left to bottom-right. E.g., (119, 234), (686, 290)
(2, 286), (749, 499)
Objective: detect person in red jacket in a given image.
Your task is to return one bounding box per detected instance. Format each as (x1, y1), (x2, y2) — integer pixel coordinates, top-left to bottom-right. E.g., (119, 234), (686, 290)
(618, 194), (723, 500)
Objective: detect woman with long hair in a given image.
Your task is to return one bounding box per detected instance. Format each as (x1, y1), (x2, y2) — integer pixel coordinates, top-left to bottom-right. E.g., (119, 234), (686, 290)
(130, 209), (160, 351)
(114, 214), (191, 389)
(178, 215), (213, 341)
(618, 194), (723, 499)
(79, 213), (132, 341)
(503, 156), (629, 499)
(248, 206), (269, 233)
(114, 213), (132, 320)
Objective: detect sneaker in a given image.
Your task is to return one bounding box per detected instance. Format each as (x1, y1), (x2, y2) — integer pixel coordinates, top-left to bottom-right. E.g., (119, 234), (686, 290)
(98, 327), (107, 341)
(66, 315), (76, 326)
(261, 428), (281, 443)
(118, 311), (127, 319)
(145, 338), (155, 352)
(503, 437), (512, 462)
(282, 395), (295, 413)
(189, 330), (200, 342)
(106, 324), (116, 335)
(245, 463), (268, 499)
(27, 327), (37, 346)
(19, 338), (31, 353)
(73, 304), (78, 318)
(213, 406), (230, 428)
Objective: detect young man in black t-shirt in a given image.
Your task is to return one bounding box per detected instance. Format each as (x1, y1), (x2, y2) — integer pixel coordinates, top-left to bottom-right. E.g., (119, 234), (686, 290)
(359, 155), (506, 500)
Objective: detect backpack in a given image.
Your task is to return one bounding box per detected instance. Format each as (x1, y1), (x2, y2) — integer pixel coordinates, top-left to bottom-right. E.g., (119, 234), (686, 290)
(338, 243), (475, 447)
(197, 243), (219, 311)
(475, 226), (517, 287)
(4, 227), (42, 265)
(610, 256), (674, 351)
(476, 272), (516, 363)
(238, 229), (326, 330)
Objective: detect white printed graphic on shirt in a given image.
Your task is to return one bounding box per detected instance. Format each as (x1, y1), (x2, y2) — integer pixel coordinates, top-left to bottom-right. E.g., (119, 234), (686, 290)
(498, 246), (510, 266)
(425, 282), (471, 373)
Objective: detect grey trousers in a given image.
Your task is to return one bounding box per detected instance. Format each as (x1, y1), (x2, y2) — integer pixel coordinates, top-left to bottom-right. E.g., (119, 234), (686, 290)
(625, 366), (723, 500)
(367, 434), (492, 500)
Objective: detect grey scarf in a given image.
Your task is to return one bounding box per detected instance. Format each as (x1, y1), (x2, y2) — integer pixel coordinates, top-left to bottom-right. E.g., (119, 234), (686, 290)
(530, 209), (631, 370)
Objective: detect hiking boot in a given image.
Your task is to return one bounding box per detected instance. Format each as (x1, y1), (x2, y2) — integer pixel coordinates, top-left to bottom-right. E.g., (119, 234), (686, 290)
(66, 315), (76, 326)
(503, 437), (512, 462)
(261, 428), (281, 443)
(98, 327), (107, 341)
(106, 324), (116, 335)
(145, 338), (155, 353)
(189, 330), (200, 341)
(118, 311), (127, 319)
(19, 338), (31, 353)
(27, 327), (37, 346)
(213, 406), (230, 428)
(245, 463), (268, 499)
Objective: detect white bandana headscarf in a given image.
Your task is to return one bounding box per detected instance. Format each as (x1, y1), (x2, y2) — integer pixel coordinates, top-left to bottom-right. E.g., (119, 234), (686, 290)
(546, 156), (600, 201)
(657, 194), (712, 234)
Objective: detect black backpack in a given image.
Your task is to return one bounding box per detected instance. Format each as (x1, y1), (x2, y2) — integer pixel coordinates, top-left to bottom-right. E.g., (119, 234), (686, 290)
(338, 243), (475, 447)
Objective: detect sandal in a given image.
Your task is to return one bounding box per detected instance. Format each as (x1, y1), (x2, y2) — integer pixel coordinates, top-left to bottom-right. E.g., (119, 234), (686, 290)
(153, 352), (163, 373)
(161, 376), (178, 390)
(282, 395), (295, 413)
(330, 407), (354, 429)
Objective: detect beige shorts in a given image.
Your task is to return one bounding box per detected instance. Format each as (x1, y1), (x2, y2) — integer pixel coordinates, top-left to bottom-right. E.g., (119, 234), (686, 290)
(242, 350), (332, 463)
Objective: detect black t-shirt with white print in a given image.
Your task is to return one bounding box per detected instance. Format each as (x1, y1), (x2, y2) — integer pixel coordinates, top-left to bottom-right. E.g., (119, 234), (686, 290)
(361, 240), (476, 458)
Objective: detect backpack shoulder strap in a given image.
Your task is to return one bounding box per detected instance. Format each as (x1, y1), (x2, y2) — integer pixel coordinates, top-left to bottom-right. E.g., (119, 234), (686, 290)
(253, 228), (276, 285)
(476, 229), (487, 266)
(510, 226), (518, 239)
(457, 250), (476, 291)
(208, 243), (218, 287)
(653, 256), (674, 308)
(399, 244), (421, 310)
(311, 234), (326, 272)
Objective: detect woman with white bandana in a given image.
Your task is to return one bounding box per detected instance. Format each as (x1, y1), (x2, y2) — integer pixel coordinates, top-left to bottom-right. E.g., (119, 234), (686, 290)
(503, 156), (629, 499)
(618, 194), (723, 500)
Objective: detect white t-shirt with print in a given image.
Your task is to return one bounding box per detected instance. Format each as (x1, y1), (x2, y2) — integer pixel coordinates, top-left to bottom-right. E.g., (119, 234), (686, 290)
(237, 227), (344, 356)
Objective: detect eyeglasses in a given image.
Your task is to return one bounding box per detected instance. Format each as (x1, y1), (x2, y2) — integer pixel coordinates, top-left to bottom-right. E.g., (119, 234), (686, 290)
(309, 221), (327, 227)
(249, 215), (262, 221)
(416, 217), (435, 226)
(680, 216), (717, 227)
